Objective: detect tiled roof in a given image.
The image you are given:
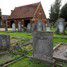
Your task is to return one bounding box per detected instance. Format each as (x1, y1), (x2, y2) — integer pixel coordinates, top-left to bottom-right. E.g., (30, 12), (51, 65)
(11, 2), (40, 19)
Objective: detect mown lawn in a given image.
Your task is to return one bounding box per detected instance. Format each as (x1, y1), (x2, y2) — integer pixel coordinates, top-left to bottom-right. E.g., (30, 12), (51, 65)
(0, 31), (67, 46)
(0, 31), (32, 39)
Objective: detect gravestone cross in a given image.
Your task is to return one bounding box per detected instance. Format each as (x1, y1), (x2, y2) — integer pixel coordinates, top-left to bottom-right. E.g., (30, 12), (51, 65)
(33, 32), (53, 63)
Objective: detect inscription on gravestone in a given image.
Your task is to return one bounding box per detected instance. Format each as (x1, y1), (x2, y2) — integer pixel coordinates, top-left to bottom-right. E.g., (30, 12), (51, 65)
(0, 35), (10, 50)
(33, 32), (53, 63)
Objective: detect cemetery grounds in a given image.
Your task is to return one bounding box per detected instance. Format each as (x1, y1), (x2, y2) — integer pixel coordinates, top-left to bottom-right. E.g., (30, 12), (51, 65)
(0, 29), (67, 67)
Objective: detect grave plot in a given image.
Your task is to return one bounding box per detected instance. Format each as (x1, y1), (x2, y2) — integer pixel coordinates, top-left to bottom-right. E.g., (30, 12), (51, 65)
(53, 44), (67, 66)
(0, 34), (32, 66)
(53, 44), (67, 61)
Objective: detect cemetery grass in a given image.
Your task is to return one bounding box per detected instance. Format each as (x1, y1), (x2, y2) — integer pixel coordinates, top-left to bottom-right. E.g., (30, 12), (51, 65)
(0, 31), (67, 46)
(9, 57), (53, 67)
(0, 31), (32, 39)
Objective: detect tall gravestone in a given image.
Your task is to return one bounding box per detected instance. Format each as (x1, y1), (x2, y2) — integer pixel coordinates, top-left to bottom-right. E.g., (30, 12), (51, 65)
(5, 21), (8, 31)
(56, 18), (65, 34)
(37, 20), (43, 32)
(12, 23), (16, 32)
(34, 20), (46, 32)
(33, 32), (53, 63)
(27, 23), (31, 32)
(18, 22), (22, 32)
(0, 35), (10, 51)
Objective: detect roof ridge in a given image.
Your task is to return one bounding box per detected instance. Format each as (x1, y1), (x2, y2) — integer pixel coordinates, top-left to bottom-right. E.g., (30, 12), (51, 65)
(15, 2), (40, 8)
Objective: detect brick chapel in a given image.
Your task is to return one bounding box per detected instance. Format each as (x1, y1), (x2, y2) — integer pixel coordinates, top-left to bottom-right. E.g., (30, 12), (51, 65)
(2, 2), (47, 31)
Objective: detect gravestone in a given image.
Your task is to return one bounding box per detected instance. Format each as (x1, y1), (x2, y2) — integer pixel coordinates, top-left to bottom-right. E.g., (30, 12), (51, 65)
(0, 35), (10, 51)
(46, 27), (50, 32)
(12, 23), (16, 32)
(37, 20), (43, 32)
(18, 22), (22, 32)
(33, 32), (53, 63)
(56, 18), (65, 34)
(27, 23), (31, 32)
(42, 23), (46, 31)
(5, 21), (8, 31)
(46, 21), (51, 32)
(34, 20), (46, 32)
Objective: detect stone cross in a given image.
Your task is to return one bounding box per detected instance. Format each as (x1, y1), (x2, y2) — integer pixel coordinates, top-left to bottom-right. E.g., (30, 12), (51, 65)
(33, 32), (53, 63)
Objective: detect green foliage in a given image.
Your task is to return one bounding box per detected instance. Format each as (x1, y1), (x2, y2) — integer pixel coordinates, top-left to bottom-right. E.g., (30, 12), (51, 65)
(60, 3), (67, 21)
(49, 0), (61, 25)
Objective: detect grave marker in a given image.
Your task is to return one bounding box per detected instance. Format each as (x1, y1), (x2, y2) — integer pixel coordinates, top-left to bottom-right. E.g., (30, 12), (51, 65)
(5, 21), (8, 31)
(18, 22), (22, 32)
(33, 32), (53, 63)
(37, 20), (43, 32)
(56, 18), (65, 34)
(0, 35), (10, 51)
(27, 23), (31, 32)
(12, 23), (16, 32)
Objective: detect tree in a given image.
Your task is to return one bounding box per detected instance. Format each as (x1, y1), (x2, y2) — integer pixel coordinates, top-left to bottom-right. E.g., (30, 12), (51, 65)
(60, 3), (67, 21)
(49, 0), (61, 25)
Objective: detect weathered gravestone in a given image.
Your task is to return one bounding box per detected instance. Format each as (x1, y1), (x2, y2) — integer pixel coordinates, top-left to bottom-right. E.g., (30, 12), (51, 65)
(34, 20), (46, 32)
(56, 18), (65, 34)
(46, 20), (51, 32)
(0, 35), (10, 52)
(12, 23), (16, 32)
(27, 23), (31, 32)
(33, 32), (53, 64)
(5, 21), (8, 31)
(18, 22), (22, 32)
(46, 26), (50, 32)
(37, 20), (43, 32)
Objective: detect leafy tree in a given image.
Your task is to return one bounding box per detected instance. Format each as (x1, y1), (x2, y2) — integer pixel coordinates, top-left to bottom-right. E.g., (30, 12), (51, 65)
(60, 3), (67, 21)
(49, 0), (61, 25)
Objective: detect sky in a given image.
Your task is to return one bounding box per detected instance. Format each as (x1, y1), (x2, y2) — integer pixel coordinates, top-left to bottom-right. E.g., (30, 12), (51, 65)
(0, 0), (67, 18)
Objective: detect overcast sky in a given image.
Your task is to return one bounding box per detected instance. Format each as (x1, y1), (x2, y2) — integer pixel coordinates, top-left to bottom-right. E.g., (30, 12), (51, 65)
(0, 0), (67, 18)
